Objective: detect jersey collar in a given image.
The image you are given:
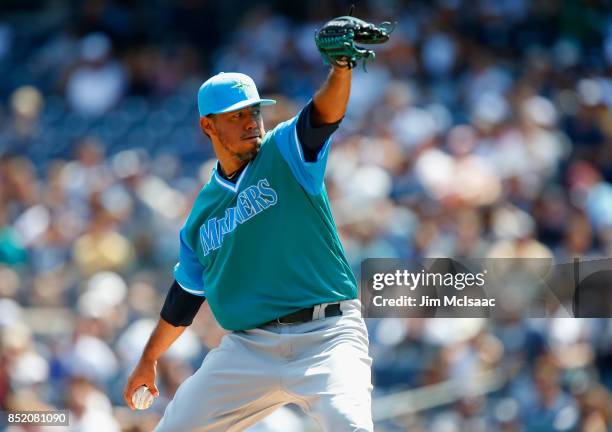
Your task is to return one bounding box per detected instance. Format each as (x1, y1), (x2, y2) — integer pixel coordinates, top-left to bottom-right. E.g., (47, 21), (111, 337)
(213, 161), (250, 193)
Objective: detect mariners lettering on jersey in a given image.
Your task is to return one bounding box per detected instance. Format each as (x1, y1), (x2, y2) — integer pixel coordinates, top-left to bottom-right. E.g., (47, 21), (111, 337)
(200, 179), (278, 256)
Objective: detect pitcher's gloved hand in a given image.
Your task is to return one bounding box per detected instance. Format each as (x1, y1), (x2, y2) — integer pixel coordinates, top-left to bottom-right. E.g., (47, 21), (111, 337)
(315, 15), (394, 70)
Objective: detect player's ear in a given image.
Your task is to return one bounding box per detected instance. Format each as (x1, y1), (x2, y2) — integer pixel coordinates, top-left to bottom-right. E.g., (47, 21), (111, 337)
(200, 116), (215, 139)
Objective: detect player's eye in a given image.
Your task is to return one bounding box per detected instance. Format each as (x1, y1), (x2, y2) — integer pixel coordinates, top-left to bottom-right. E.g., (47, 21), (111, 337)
(233, 112), (242, 119)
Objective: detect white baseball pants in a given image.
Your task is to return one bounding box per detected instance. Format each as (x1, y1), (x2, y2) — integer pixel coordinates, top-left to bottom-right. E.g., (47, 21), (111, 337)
(154, 299), (373, 431)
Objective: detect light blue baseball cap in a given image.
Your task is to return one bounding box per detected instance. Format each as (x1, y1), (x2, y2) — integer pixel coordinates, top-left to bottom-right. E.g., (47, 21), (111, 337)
(197, 72), (276, 117)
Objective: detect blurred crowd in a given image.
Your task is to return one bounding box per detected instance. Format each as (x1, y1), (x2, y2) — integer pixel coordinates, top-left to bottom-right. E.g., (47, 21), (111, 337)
(1, 0), (612, 431)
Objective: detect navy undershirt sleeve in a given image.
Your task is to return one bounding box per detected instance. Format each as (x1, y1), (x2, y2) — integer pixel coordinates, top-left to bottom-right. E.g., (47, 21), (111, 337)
(297, 100), (342, 162)
(160, 280), (206, 327)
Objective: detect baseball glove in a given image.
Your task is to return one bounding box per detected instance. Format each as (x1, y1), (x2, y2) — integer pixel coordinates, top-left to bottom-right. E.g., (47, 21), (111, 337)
(315, 14), (394, 70)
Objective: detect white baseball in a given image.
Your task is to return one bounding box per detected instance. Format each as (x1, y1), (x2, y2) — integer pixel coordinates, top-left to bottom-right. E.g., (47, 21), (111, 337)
(131, 385), (155, 410)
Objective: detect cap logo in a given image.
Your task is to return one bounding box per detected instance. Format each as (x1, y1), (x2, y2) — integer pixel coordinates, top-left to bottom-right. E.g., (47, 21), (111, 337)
(231, 80), (250, 92)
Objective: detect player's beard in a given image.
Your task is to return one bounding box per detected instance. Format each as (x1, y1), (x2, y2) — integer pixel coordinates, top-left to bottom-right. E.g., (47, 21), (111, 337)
(220, 136), (261, 162)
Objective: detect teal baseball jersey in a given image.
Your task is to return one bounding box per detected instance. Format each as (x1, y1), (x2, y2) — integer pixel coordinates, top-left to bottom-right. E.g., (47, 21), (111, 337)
(173, 112), (358, 331)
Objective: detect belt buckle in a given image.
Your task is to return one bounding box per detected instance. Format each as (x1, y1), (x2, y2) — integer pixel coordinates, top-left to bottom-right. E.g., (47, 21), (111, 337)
(314, 303), (337, 320)
(323, 302), (342, 319)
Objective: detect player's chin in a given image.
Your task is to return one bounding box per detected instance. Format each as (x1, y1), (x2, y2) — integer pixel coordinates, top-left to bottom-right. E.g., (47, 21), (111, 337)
(237, 141), (261, 161)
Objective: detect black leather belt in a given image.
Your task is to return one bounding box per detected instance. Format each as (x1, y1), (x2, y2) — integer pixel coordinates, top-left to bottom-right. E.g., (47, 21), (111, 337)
(266, 303), (343, 326)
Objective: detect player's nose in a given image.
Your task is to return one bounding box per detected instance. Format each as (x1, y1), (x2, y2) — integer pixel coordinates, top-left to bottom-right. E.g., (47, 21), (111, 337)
(244, 114), (258, 130)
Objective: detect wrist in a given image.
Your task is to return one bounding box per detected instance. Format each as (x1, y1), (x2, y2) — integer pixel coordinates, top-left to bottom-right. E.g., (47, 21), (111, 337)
(140, 354), (159, 364)
(331, 64), (352, 73)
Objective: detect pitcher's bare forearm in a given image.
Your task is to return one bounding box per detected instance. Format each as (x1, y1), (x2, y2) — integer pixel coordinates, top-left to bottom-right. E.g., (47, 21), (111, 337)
(141, 317), (187, 362)
(312, 67), (352, 125)
(124, 317), (185, 408)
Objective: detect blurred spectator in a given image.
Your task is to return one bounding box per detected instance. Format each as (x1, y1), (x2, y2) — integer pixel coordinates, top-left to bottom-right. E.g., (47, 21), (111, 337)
(66, 376), (121, 432)
(65, 33), (126, 116)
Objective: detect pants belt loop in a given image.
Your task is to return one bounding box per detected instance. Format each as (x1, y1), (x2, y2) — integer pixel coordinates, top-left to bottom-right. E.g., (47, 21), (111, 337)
(312, 304), (322, 320)
(339, 299), (350, 314)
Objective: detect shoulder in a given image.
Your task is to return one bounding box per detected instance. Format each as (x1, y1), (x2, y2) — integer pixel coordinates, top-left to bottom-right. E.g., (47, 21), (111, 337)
(268, 112), (300, 140)
(194, 175), (218, 203)
(265, 114), (302, 161)
(259, 119), (297, 157)
(183, 177), (218, 235)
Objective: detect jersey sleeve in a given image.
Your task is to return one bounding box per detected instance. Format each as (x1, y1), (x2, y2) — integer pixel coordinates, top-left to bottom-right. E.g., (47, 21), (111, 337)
(273, 107), (334, 195)
(160, 280), (206, 327)
(297, 100), (341, 162)
(173, 228), (206, 296)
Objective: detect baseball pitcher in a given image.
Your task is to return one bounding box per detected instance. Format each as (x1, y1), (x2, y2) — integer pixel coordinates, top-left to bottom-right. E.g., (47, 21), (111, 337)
(124, 14), (392, 431)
